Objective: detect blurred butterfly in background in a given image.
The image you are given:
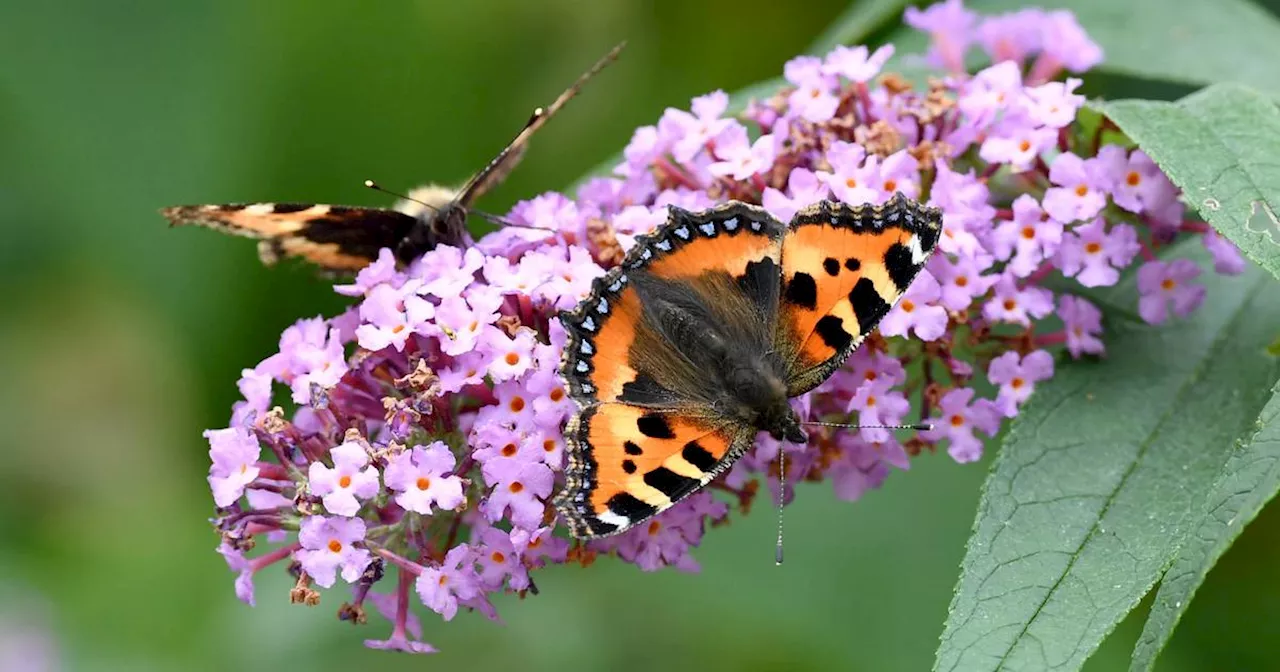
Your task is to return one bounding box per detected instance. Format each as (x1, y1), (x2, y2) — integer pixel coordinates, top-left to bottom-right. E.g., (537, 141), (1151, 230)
(160, 42), (625, 274)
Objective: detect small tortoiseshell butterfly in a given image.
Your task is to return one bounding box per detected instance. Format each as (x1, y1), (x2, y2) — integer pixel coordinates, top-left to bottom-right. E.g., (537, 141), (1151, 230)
(554, 193), (943, 538)
(161, 43), (625, 273)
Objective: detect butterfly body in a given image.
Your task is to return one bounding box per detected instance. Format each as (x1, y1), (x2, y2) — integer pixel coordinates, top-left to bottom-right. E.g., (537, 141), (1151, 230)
(555, 194), (942, 538)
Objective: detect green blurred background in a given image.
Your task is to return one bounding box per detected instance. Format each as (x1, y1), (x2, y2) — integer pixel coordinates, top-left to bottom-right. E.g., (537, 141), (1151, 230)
(3, 1), (1280, 670)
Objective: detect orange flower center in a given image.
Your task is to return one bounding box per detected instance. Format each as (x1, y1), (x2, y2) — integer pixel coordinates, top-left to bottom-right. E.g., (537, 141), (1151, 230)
(491, 551), (506, 563)
(338, 475), (351, 488)
(501, 443), (518, 457)
(543, 439), (557, 453)
(1126, 171), (1141, 186)
(1021, 226), (1036, 240)
(955, 276), (969, 287)
(648, 520), (663, 535)
(950, 414), (965, 427)
(901, 299), (916, 312)
(866, 395), (877, 407)
(416, 476), (431, 490)
(504, 352), (520, 366)
(327, 539), (343, 553)
(1074, 184), (1089, 197)
(845, 177), (858, 188)
(550, 388), (565, 402)
(1011, 377), (1025, 389)
(883, 179), (898, 192)
(509, 481), (524, 494)
(392, 324), (406, 334)
(1018, 139), (1031, 152)
(1161, 278), (1176, 290)
(1084, 242), (1102, 254)
(1002, 299), (1017, 311)
(509, 397), (526, 412)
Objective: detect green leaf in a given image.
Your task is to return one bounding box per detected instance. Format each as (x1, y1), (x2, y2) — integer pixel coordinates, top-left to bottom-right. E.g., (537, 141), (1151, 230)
(806, 0), (913, 56)
(885, 0), (1280, 97)
(934, 250), (1280, 672)
(1129, 385), (1280, 671)
(1099, 83), (1280, 283)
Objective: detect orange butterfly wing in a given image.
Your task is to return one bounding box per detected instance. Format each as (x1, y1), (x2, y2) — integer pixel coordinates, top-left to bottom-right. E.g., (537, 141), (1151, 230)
(777, 194), (943, 395)
(559, 403), (752, 536)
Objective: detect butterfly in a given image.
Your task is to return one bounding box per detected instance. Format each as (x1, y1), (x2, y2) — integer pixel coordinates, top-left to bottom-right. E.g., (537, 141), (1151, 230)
(160, 42), (625, 274)
(553, 193), (943, 538)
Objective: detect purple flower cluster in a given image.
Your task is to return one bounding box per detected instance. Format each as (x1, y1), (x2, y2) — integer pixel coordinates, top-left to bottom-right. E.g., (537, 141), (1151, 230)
(205, 0), (1246, 653)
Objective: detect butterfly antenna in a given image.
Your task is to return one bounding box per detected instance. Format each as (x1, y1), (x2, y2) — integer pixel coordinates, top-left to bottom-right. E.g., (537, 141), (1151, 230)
(772, 421), (931, 565)
(363, 180), (441, 214)
(801, 421), (934, 431)
(776, 447), (786, 567)
(467, 208), (559, 233)
(452, 41), (626, 208)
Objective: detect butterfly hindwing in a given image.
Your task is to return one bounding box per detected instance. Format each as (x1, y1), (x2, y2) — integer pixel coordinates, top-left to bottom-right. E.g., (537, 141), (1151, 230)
(778, 193), (942, 395)
(162, 203), (417, 272)
(556, 202), (787, 537)
(557, 403), (753, 537)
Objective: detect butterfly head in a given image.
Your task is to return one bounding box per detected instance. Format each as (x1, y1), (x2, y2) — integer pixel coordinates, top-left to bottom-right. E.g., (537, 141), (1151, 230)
(724, 358), (808, 444)
(766, 407), (808, 444)
(390, 186), (472, 263)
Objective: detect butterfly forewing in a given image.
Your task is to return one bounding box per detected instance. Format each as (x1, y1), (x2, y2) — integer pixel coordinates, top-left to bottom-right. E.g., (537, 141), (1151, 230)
(777, 193), (942, 395)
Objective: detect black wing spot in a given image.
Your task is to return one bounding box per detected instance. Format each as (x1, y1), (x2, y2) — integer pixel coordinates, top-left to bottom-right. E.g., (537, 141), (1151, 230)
(822, 257), (840, 276)
(884, 243), (917, 293)
(849, 277), (891, 331)
(815, 315), (854, 351)
(643, 467), (698, 499)
(784, 272), (818, 310)
(844, 257), (861, 272)
(637, 413), (676, 439)
(622, 459), (637, 474)
(624, 441), (644, 456)
(620, 373), (674, 405)
(918, 222), (940, 251)
(585, 517), (618, 536)
(736, 256), (780, 312)
(271, 203), (313, 214)
(681, 441), (717, 472)
(606, 492), (656, 520)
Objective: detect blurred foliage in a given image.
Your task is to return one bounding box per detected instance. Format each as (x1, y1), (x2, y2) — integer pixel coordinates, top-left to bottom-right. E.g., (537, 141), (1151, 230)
(4, 1), (1280, 671)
